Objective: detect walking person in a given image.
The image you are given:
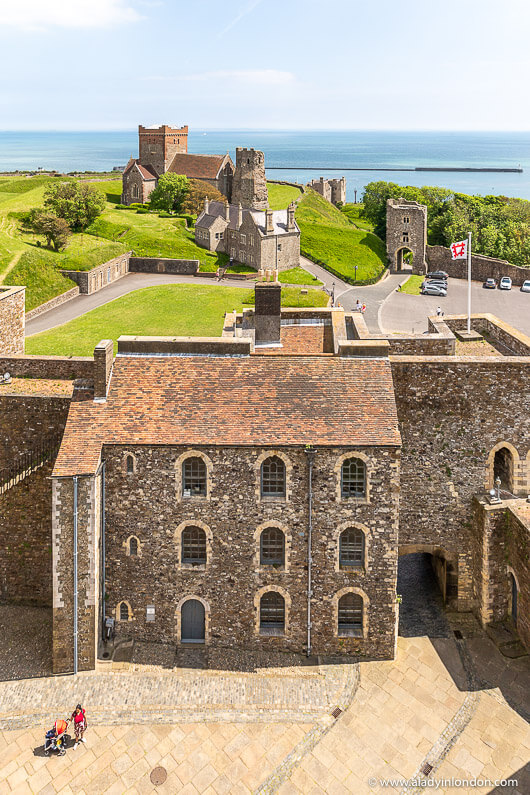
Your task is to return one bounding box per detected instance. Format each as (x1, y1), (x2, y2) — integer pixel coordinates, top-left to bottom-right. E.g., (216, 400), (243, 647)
(436, 306), (442, 316)
(71, 704), (87, 749)
(356, 299), (361, 312)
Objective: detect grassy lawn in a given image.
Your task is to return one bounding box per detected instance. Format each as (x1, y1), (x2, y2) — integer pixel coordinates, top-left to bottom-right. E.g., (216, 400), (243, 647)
(25, 284), (328, 356)
(0, 175), (226, 309)
(267, 182), (301, 210)
(340, 203), (374, 232)
(278, 267), (322, 286)
(399, 275), (424, 295)
(295, 189), (387, 284)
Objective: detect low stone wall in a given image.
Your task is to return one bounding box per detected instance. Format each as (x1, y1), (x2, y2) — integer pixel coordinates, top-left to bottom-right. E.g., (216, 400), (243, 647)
(0, 355), (93, 381)
(129, 257), (199, 275)
(62, 252), (131, 295)
(0, 287), (25, 355)
(25, 286), (79, 321)
(442, 314), (530, 356)
(426, 245), (530, 286)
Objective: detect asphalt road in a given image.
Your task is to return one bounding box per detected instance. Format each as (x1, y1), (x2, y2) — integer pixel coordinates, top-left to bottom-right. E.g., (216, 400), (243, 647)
(381, 278), (530, 337)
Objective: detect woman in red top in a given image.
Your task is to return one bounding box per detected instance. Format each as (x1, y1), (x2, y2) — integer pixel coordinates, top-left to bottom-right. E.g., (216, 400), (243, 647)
(71, 704), (87, 749)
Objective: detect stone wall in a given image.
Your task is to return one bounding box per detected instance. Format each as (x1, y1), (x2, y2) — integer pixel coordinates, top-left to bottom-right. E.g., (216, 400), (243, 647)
(386, 199), (427, 272)
(62, 252), (131, 295)
(0, 355), (93, 380)
(129, 257), (199, 275)
(25, 286), (79, 321)
(0, 462), (54, 605)
(441, 315), (530, 356)
(426, 245), (530, 286)
(0, 395), (71, 467)
(231, 148), (268, 211)
(391, 357), (530, 610)
(102, 444), (400, 661)
(0, 287), (25, 355)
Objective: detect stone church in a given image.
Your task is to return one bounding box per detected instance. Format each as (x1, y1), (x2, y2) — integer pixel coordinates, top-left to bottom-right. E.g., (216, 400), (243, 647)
(194, 148), (301, 271)
(121, 124), (234, 205)
(1, 277), (529, 674)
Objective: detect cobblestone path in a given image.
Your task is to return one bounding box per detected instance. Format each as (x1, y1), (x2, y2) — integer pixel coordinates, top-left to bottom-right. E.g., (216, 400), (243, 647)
(0, 660), (356, 731)
(397, 552), (452, 639)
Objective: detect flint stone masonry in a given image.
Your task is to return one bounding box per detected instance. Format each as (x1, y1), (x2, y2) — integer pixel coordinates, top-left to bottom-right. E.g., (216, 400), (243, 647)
(0, 355), (93, 380)
(386, 199), (427, 273)
(231, 148), (269, 210)
(62, 252), (131, 295)
(0, 287), (25, 355)
(0, 462), (54, 605)
(0, 395), (70, 467)
(440, 314), (530, 356)
(103, 444), (399, 660)
(94, 340), (114, 400)
(117, 336), (252, 356)
(254, 282), (282, 345)
(128, 257), (199, 275)
(391, 357), (530, 610)
(426, 244), (530, 286)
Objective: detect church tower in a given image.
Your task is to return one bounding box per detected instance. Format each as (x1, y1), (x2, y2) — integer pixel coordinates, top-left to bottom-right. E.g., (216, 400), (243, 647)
(138, 124), (188, 176)
(231, 148), (269, 210)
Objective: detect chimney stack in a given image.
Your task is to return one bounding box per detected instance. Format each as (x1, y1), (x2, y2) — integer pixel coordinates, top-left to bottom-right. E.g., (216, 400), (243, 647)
(204, 196), (209, 214)
(265, 209), (274, 235)
(225, 202), (230, 222)
(287, 202), (295, 231)
(254, 282), (282, 347)
(237, 202), (243, 228)
(93, 339), (114, 401)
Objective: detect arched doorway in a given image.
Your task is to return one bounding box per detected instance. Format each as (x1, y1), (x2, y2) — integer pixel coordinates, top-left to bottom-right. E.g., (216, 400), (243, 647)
(510, 573), (518, 626)
(493, 447), (514, 494)
(397, 546), (458, 637)
(181, 599), (205, 643)
(395, 247), (414, 273)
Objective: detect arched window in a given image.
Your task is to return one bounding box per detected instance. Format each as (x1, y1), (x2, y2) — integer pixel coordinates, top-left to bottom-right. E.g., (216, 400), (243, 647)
(341, 457), (366, 499)
(119, 602), (130, 621)
(338, 593), (363, 637)
(261, 456), (286, 498)
(132, 184), (139, 199)
(260, 591), (285, 635)
(182, 457), (207, 497)
(126, 454), (135, 474)
(339, 528), (365, 569)
(129, 537), (138, 556)
(493, 447), (514, 494)
(260, 527), (285, 567)
(181, 526), (207, 565)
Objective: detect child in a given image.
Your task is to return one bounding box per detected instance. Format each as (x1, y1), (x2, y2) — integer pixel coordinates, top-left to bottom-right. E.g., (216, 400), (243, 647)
(71, 704), (87, 749)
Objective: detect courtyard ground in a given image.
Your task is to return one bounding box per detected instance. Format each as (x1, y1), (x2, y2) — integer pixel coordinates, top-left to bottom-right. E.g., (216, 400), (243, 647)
(1, 556), (528, 794)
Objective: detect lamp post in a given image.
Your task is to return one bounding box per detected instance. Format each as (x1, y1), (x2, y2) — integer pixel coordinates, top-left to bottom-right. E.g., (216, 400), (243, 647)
(354, 265), (358, 282)
(331, 281), (335, 307)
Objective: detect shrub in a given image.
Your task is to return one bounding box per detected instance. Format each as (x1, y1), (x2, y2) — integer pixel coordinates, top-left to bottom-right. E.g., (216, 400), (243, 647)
(176, 213), (195, 228)
(158, 211), (172, 218)
(136, 208), (149, 214)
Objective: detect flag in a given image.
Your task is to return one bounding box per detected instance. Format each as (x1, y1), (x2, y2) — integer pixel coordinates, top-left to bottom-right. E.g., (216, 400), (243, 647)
(450, 240), (467, 259)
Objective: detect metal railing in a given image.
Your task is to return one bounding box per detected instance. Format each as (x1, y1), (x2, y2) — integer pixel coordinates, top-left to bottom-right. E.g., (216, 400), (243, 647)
(0, 434), (62, 495)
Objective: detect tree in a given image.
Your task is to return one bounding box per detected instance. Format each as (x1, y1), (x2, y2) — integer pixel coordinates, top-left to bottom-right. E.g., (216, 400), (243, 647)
(43, 181), (106, 231)
(28, 209), (71, 251)
(149, 173), (190, 213)
(181, 178), (226, 215)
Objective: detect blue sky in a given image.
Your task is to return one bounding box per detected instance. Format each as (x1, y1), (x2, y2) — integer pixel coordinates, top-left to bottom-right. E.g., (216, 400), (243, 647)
(0, 0), (528, 130)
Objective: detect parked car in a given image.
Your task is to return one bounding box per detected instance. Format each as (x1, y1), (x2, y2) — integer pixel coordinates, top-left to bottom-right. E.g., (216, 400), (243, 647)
(426, 271), (449, 280)
(499, 276), (512, 290)
(421, 283), (447, 297)
(521, 280), (530, 293)
(422, 280), (448, 289)
(483, 278), (497, 289)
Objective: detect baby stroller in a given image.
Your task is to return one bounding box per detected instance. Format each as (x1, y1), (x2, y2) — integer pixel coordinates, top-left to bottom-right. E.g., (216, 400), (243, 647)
(44, 719), (70, 756)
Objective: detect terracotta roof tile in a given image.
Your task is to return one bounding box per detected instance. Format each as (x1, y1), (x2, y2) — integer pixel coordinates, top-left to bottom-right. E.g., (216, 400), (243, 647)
(168, 153), (227, 179)
(53, 355), (401, 477)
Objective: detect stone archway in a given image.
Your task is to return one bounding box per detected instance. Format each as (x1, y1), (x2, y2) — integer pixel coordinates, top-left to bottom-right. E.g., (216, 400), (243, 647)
(395, 246), (414, 273)
(397, 545), (458, 638)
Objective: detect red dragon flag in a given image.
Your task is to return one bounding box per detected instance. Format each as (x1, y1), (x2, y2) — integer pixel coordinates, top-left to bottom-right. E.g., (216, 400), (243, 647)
(450, 239), (468, 259)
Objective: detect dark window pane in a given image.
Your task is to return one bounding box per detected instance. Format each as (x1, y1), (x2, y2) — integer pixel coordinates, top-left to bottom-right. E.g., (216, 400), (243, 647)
(119, 602), (129, 621)
(183, 457), (207, 497)
(260, 591), (285, 634)
(341, 458), (366, 498)
(182, 526), (207, 565)
(339, 528), (364, 568)
(338, 593), (363, 636)
(129, 537), (138, 556)
(126, 455), (134, 474)
(261, 456), (286, 497)
(260, 528), (285, 566)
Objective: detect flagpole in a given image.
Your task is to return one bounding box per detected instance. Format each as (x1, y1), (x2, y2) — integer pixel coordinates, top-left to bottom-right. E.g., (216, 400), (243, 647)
(467, 231), (472, 333)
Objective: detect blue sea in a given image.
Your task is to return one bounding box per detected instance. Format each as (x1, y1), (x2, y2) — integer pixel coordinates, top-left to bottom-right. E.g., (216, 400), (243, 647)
(0, 130), (529, 202)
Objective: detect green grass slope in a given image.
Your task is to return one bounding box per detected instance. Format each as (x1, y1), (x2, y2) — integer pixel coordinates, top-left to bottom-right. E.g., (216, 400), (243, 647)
(267, 182), (301, 210)
(26, 283), (328, 356)
(340, 203), (374, 232)
(296, 189), (387, 284)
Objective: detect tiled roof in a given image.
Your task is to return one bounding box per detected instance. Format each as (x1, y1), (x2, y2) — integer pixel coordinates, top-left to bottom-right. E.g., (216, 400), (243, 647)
(197, 201), (299, 237)
(168, 153), (228, 179)
(52, 355), (400, 476)
(122, 159), (157, 180)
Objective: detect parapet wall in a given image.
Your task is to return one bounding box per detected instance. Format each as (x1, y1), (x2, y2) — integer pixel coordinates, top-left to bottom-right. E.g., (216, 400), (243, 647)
(0, 394), (71, 467)
(129, 257), (199, 275)
(0, 286), (25, 355)
(0, 355), (93, 380)
(426, 245), (530, 286)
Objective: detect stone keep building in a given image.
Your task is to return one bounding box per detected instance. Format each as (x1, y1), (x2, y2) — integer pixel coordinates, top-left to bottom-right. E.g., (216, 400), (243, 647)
(194, 199), (300, 271)
(309, 177), (346, 206)
(386, 198), (427, 272)
(231, 148), (269, 210)
(121, 123), (234, 205)
(1, 281), (529, 674)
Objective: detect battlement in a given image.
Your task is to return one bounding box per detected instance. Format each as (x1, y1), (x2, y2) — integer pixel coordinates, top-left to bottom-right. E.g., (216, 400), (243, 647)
(138, 124), (189, 136)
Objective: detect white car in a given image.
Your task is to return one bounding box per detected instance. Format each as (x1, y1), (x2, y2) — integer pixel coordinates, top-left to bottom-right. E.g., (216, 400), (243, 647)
(499, 276), (512, 290)
(521, 280), (530, 293)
